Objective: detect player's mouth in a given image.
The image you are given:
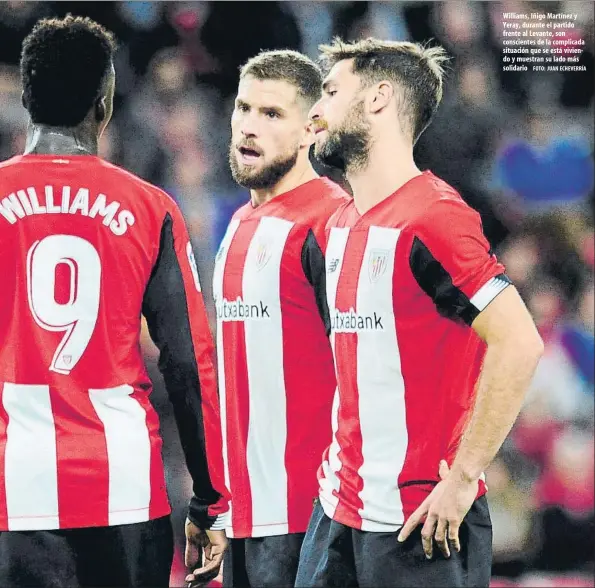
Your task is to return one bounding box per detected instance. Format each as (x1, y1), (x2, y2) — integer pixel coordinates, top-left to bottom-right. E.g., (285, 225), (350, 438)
(312, 121), (328, 136)
(237, 146), (262, 165)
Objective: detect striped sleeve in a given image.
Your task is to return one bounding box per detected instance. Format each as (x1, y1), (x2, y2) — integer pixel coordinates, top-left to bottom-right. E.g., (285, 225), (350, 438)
(409, 198), (511, 326)
(142, 205), (230, 530)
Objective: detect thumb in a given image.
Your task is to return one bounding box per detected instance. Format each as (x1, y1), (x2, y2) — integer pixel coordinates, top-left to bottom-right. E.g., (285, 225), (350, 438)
(439, 459), (450, 480)
(185, 538), (200, 568)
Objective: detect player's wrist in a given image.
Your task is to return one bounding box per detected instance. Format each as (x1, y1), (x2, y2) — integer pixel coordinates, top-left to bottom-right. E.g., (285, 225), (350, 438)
(449, 462), (481, 485)
(187, 495), (229, 531)
(187, 495), (208, 529)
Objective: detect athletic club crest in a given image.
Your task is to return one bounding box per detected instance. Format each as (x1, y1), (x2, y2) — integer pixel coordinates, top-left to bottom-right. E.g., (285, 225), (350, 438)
(254, 240), (271, 271)
(368, 249), (389, 282)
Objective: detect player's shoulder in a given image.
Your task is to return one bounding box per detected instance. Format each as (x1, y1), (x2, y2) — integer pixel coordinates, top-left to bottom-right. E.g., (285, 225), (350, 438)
(326, 195), (355, 229)
(0, 155), (22, 171)
(311, 177), (350, 207)
(408, 173), (484, 249)
(99, 159), (184, 217)
(230, 199), (254, 222)
(97, 160), (170, 199)
(296, 177), (350, 224)
(412, 172), (479, 228)
(315, 177), (350, 199)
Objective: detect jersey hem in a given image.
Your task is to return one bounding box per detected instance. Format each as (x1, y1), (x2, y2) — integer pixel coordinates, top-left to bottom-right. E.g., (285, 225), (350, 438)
(226, 520), (308, 538)
(319, 483), (488, 533)
(2, 504), (172, 532)
(320, 493), (404, 532)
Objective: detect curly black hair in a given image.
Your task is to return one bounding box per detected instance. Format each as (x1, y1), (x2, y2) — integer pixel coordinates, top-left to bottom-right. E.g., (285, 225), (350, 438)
(20, 15), (117, 127)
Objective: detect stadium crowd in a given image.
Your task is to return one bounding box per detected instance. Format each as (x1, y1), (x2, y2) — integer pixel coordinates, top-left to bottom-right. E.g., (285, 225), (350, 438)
(0, 1), (592, 586)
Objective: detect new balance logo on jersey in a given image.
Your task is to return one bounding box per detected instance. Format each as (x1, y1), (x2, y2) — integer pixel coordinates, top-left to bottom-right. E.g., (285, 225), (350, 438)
(216, 297), (270, 321)
(327, 258), (340, 273)
(331, 308), (384, 332)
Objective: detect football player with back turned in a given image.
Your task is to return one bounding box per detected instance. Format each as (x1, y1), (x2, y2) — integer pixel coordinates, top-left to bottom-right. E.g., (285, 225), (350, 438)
(0, 16), (229, 588)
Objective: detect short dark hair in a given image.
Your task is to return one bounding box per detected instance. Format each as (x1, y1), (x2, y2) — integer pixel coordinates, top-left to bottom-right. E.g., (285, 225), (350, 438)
(319, 37), (450, 143)
(21, 15), (117, 127)
(239, 50), (322, 108)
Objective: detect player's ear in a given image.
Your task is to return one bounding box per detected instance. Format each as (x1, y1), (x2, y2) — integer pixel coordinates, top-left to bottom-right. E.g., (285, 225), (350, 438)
(94, 96), (106, 123)
(369, 81), (393, 114)
(21, 91), (28, 110)
(300, 119), (316, 149)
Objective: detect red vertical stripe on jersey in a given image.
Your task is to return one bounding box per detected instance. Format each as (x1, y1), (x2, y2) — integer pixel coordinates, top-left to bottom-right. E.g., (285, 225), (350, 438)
(50, 388), (110, 528)
(280, 235), (300, 533)
(392, 243), (419, 517)
(393, 242), (445, 520)
(281, 230), (334, 533)
(223, 223), (257, 537)
(332, 230), (368, 528)
(133, 391), (169, 519)
(0, 384), (9, 529)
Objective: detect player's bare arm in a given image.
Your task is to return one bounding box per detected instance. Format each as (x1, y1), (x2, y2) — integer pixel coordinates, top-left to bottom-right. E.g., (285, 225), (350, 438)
(398, 286), (543, 557)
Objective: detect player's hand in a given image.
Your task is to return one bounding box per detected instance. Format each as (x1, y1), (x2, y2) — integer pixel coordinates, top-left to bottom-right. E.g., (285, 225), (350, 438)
(397, 460), (478, 559)
(184, 518), (228, 586)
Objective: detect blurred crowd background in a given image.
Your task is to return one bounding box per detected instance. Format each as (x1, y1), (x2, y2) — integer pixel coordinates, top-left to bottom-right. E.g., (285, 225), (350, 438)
(0, 1), (593, 586)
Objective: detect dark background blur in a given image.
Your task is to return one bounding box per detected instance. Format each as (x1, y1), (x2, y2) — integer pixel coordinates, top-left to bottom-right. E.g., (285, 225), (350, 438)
(0, 2), (593, 586)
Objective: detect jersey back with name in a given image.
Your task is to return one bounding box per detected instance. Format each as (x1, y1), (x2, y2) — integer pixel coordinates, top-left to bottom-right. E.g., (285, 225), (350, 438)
(0, 154), (189, 530)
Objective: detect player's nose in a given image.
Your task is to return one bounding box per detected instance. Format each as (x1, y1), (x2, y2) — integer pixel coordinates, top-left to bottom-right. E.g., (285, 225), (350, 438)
(240, 124), (257, 139)
(308, 99), (322, 123)
(239, 116), (259, 138)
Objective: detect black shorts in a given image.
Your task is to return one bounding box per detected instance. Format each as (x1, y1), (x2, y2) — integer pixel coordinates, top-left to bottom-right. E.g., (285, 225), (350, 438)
(0, 515), (174, 588)
(296, 497), (492, 588)
(223, 533), (306, 588)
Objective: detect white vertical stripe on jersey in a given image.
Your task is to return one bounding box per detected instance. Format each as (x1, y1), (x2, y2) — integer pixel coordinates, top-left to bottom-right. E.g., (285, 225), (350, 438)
(212, 219), (240, 535)
(3, 384), (59, 530)
(242, 216), (293, 535)
(89, 385), (151, 525)
(319, 388), (341, 514)
(355, 226), (408, 531)
(318, 227), (350, 518)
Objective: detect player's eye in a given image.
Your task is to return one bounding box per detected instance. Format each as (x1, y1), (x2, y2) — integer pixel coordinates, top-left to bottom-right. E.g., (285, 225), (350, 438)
(265, 110), (279, 119)
(237, 103), (249, 113)
(327, 90), (337, 97)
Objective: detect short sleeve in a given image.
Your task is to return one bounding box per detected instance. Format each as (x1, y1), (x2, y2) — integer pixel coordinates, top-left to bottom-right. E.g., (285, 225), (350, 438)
(409, 197), (510, 325)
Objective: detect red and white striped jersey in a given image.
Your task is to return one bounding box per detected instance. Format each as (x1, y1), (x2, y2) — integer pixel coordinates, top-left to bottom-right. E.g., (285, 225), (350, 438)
(213, 178), (348, 538)
(318, 171), (510, 532)
(0, 154), (229, 531)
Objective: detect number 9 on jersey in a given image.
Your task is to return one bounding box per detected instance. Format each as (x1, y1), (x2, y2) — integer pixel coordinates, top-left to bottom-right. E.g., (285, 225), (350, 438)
(27, 235), (101, 375)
